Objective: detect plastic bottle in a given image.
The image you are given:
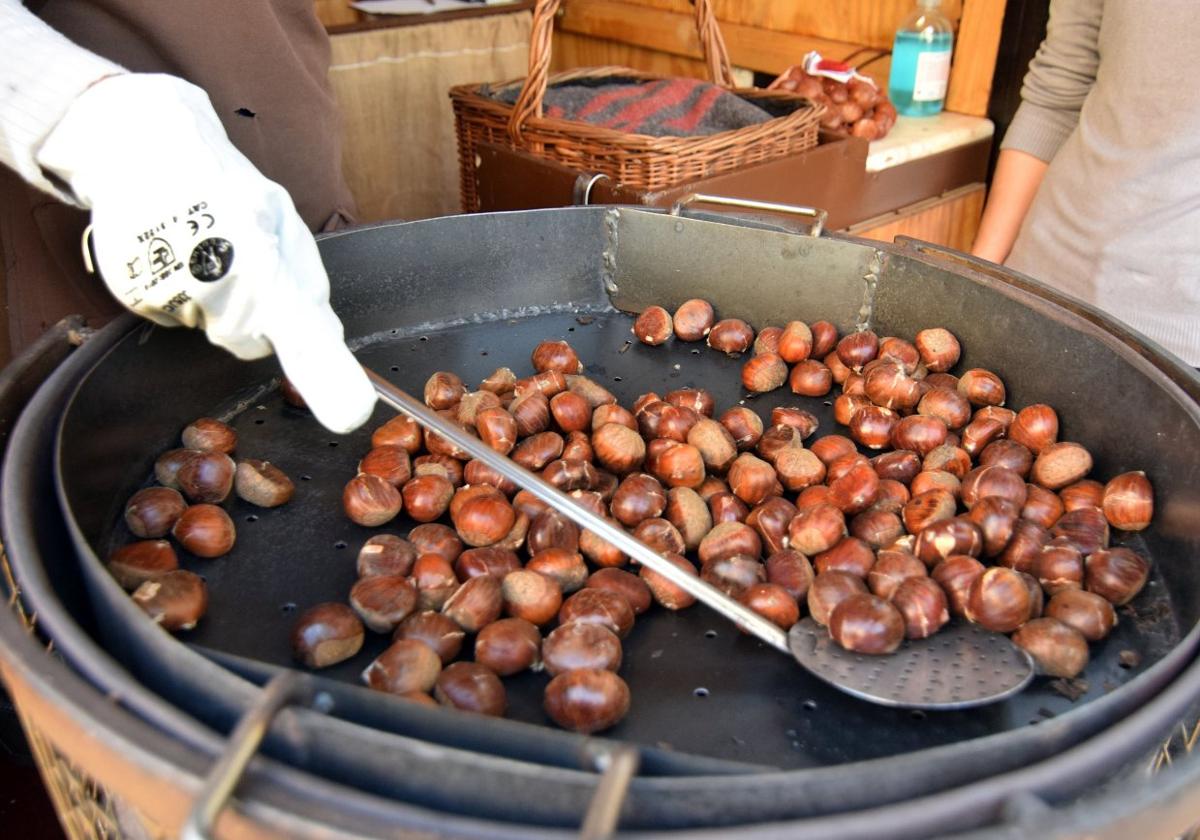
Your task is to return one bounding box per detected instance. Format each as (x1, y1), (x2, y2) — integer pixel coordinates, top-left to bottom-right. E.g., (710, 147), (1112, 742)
(888, 0), (954, 117)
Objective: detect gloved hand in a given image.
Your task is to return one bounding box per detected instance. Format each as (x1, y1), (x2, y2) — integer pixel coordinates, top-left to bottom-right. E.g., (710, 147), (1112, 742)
(36, 73), (376, 434)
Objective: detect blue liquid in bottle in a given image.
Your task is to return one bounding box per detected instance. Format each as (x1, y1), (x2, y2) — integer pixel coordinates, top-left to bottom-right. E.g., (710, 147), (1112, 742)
(889, 1), (954, 116)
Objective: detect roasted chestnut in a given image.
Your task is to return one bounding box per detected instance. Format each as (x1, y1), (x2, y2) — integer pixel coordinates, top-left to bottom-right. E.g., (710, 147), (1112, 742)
(901, 489), (956, 535)
(759, 550), (812, 602)
(1085, 547), (1150, 605)
(789, 359), (833, 397)
(1034, 540), (1084, 596)
(917, 388), (972, 430)
(634, 306), (673, 345)
(850, 509), (904, 550)
(1051, 506), (1110, 556)
(412, 554), (460, 611)
(544, 669), (630, 733)
(363, 638), (442, 695)
(700, 554), (766, 598)
(836, 330), (879, 371)
(742, 352), (788, 393)
(829, 593), (904, 654)
(349, 574), (418, 633)
(931, 555), (985, 617)
(997, 519), (1049, 573)
(809, 320), (839, 357)
(738, 582), (800, 629)
(174, 451), (235, 504)
(719, 406), (763, 450)
(408, 523), (463, 563)
(172, 504), (236, 557)
(813, 536), (875, 578)
(500, 569), (562, 626)
(1009, 404), (1058, 454)
(673, 298), (715, 341)
(957, 369), (1006, 407)
(892, 577), (950, 639)
(777, 320), (813, 363)
(292, 602), (364, 668)
(512, 430), (565, 471)
(633, 517), (686, 555)
(586, 567), (653, 614)
(131, 569), (208, 631)
(235, 459), (295, 507)
(753, 325), (783, 356)
(344, 473), (403, 527)
(442, 574), (502, 632)
(401, 474), (454, 523)
(1045, 589), (1116, 641)
(480, 366), (517, 394)
(559, 588), (635, 638)
(527, 509), (581, 556)
(891, 415), (948, 456)
(1031, 442), (1093, 490)
(531, 339), (583, 374)
(424, 371), (465, 410)
(593, 423), (646, 474)
(357, 534), (417, 579)
(474, 618), (542, 676)
(125, 487), (186, 539)
(965, 567), (1030, 633)
(1102, 471), (1154, 531)
(708, 318), (755, 354)
(372, 415), (423, 453)
(666, 487), (713, 551)
(451, 494), (516, 547)
(1012, 618), (1089, 678)
(867, 550), (927, 600)
(107, 540), (179, 590)
(510, 393), (551, 437)
(393, 610), (464, 664)
(181, 417), (237, 454)
(961, 465), (1027, 510)
(1059, 479), (1104, 512)
(475, 406), (520, 454)
(527, 548), (589, 593)
(915, 517), (983, 567)
(914, 328), (960, 373)
(639, 552), (699, 610)
(967, 495), (1020, 557)
(978, 439), (1034, 478)
(154, 448), (200, 490)
(542, 621), (622, 676)
(807, 570), (868, 625)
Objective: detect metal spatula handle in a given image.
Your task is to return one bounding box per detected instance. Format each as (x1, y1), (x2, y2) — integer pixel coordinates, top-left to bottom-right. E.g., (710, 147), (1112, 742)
(365, 368), (792, 653)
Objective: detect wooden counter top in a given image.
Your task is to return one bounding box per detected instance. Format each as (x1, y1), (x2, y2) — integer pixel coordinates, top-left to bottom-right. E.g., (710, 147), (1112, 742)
(867, 112), (994, 172)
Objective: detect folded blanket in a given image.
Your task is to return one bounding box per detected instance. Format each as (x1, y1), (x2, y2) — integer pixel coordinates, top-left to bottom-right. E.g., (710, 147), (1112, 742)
(495, 77), (772, 138)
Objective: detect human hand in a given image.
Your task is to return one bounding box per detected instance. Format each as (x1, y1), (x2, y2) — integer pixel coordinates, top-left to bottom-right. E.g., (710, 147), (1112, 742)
(37, 73), (375, 433)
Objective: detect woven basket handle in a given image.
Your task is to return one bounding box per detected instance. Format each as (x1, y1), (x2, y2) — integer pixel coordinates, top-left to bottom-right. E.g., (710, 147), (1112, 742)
(507, 0), (735, 145)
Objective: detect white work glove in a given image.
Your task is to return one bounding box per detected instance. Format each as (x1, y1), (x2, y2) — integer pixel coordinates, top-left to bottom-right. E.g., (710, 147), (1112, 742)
(36, 73), (376, 434)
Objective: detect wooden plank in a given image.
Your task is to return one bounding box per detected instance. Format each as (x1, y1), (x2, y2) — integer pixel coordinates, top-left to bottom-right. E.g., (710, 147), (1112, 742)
(314, 0), (359, 27)
(328, 12), (533, 221)
(846, 184), (985, 252)
(945, 0), (1006, 116)
(557, 0), (892, 84)
(578, 0), (962, 50)
(551, 30), (711, 78)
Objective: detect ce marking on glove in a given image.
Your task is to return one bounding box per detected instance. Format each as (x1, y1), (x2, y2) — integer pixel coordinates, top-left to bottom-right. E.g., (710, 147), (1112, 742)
(186, 215), (215, 236)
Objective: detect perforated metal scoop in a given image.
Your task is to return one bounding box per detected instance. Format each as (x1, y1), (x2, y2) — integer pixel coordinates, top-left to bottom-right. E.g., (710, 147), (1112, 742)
(366, 368), (1034, 710)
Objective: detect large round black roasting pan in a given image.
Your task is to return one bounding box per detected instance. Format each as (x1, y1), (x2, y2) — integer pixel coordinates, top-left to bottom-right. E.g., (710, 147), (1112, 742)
(4, 205), (1200, 837)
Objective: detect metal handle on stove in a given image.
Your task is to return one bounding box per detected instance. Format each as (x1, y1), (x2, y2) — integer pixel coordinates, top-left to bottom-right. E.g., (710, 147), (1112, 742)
(669, 193), (827, 238)
(364, 368), (792, 654)
(181, 671), (324, 840)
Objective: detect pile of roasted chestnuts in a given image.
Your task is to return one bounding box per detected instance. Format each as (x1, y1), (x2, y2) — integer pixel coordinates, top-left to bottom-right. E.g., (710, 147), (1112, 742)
(281, 299), (1154, 734)
(108, 417), (295, 631)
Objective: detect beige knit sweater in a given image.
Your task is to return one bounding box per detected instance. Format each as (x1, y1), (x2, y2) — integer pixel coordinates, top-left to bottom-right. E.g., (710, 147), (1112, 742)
(1002, 0), (1200, 365)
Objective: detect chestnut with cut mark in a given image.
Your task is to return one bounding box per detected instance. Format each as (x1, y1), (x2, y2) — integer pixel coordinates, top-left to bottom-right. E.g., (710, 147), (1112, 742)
(424, 371), (465, 410)
(172, 504), (236, 557)
(700, 554), (766, 598)
(108, 540), (179, 590)
(442, 574), (502, 632)
(125, 487), (186, 538)
(408, 523), (462, 564)
(372, 415), (423, 453)
(412, 553), (459, 611)
(778, 320), (813, 363)
(357, 534), (417, 578)
(344, 473), (403, 527)
(966, 567), (1031, 633)
(349, 575), (418, 633)
(807, 571), (868, 626)
(814, 536), (875, 578)
(1085, 547), (1150, 605)
(634, 305), (673, 345)
(154, 448), (200, 490)
(738, 582), (799, 629)
(1102, 471), (1153, 531)
(527, 548), (589, 593)
(914, 328), (960, 372)
(359, 446), (413, 487)
(393, 610), (464, 664)
(1046, 589), (1117, 641)
(559, 588), (635, 638)
(708, 318), (755, 354)
(182, 417), (237, 454)
(720, 406), (763, 450)
(501, 569), (562, 625)
(292, 602), (364, 668)
(132, 569), (208, 631)
(932, 555), (985, 617)
(235, 459), (295, 507)
(363, 638), (442, 695)
(531, 339), (583, 374)
(435, 661), (507, 716)
(401, 474), (454, 523)
(175, 451), (235, 504)
(867, 551), (927, 601)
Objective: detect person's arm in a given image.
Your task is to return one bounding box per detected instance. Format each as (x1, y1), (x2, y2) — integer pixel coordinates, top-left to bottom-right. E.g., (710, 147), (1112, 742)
(0, 1), (374, 433)
(971, 0), (1102, 262)
(971, 150), (1049, 263)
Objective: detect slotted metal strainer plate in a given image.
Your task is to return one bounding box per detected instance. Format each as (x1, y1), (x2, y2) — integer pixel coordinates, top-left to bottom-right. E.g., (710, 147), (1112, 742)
(789, 619), (1035, 710)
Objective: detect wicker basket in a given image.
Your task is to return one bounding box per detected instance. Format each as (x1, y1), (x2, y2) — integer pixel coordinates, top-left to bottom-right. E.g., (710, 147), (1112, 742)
(449, 0), (822, 212)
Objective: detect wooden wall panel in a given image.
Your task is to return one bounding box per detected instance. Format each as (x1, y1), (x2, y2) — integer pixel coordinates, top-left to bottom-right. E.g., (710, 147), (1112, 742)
(945, 0), (1007, 116)
(551, 31), (710, 79)
(847, 184), (985, 252)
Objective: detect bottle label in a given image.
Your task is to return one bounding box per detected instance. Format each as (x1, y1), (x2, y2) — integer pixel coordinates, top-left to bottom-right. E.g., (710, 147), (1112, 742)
(912, 50), (951, 101)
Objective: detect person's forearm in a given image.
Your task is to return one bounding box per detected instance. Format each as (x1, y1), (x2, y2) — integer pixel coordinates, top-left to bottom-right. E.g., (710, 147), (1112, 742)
(971, 149), (1050, 264)
(0, 0), (125, 202)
